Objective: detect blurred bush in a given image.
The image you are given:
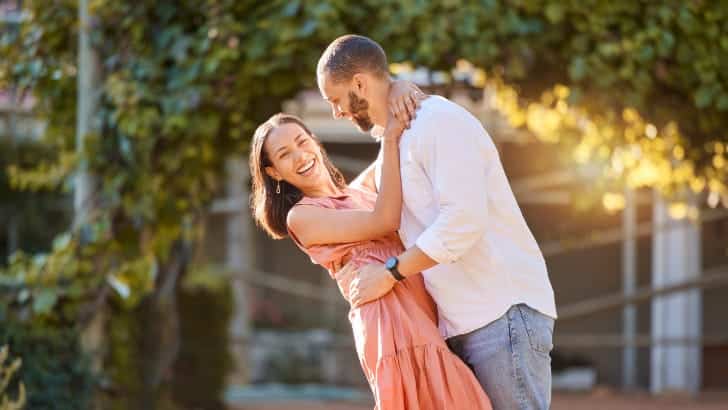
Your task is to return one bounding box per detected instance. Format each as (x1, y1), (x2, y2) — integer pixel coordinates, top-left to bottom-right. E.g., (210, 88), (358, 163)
(0, 326), (92, 410)
(101, 269), (233, 410)
(172, 275), (233, 410)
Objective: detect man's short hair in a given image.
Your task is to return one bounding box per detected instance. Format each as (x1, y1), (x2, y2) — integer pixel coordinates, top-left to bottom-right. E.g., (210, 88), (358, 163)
(317, 34), (389, 84)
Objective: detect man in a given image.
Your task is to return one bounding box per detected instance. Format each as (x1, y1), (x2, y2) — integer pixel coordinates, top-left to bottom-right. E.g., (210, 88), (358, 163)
(317, 34), (557, 410)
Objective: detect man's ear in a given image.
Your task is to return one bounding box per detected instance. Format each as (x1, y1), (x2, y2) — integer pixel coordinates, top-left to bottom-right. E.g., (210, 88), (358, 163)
(264, 166), (281, 182)
(352, 73), (366, 94)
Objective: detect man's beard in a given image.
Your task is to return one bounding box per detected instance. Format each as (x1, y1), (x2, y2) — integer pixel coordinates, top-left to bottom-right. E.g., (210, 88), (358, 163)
(348, 91), (373, 132)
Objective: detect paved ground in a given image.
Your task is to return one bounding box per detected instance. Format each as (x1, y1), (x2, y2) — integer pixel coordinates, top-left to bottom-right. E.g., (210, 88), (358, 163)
(229, 390), (728, 410)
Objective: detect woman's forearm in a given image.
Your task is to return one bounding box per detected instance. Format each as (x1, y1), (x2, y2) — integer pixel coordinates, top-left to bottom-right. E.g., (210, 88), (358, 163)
(372, 135), (402, 231)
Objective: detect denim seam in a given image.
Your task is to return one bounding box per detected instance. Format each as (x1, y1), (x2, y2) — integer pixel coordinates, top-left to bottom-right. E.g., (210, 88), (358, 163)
(508, 310), (529, 410)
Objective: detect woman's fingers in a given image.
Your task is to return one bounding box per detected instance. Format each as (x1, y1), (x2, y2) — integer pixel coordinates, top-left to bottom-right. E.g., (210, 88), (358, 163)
(398, 100), (410, 124)
(389, 99), (402, 122)
(410, 93), (421, 110)
(404, 96), (416, 119)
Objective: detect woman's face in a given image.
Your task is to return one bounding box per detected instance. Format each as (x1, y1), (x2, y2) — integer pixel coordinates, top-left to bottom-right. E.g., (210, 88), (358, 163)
(263, 122), (328, 193)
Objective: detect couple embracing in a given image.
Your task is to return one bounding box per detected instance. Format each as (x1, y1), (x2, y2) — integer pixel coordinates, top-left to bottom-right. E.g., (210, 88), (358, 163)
(249, 35), (557, 410)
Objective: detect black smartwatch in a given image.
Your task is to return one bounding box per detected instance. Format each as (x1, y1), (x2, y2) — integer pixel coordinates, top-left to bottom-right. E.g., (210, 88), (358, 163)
(385, 256), (405, 281)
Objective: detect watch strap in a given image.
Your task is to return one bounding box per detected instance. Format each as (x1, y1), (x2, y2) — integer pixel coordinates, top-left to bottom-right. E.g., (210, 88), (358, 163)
(387, 257), (405, 281)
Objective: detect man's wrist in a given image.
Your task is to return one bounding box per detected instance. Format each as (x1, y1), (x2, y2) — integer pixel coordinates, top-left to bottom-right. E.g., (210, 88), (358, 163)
(385, 257), (405, 281)
(396, 246), (439, 278)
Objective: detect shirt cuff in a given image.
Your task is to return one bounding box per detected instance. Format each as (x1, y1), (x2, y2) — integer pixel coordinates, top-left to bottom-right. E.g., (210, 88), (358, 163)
(415, 229), (456, 264)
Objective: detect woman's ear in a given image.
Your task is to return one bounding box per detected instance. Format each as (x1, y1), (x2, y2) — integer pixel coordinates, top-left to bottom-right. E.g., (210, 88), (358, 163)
(264, 166), (281, 182)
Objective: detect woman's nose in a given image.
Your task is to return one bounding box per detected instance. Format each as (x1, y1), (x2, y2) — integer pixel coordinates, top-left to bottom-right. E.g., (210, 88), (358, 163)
(292, 149), (306, 163)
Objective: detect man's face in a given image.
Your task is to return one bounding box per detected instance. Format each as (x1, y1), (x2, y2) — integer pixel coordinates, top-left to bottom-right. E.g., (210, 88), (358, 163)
(319, 73), (374, 132)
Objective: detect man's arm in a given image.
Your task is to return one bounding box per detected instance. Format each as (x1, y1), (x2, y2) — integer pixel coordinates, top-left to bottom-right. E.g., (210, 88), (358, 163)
(411, 110), (490, 264)
(346, 110), (492, 306)
(345, 245), (436, 307)
(396, 246), (437, 276)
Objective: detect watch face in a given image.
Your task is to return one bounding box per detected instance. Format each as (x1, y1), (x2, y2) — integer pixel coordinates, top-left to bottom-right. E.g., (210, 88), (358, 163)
(385, 257), (396, 270)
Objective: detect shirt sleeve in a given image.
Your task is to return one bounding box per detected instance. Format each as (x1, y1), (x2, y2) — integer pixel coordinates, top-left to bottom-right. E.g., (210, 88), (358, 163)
(413, 108), (491, 264)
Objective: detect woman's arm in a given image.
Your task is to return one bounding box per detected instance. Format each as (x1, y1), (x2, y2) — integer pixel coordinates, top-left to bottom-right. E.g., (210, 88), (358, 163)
(287, 114), (405, 247)
(348, 79), (426, 194)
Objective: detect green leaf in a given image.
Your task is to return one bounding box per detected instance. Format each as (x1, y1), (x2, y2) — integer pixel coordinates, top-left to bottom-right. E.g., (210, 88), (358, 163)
(17, 289), (30, 303)
(52, 233), (71, 251)
(545, 3), (564, 23)
(298, 20), (317, 37)
(32, 288), (58, 315)
(657, 31), (675, 56)
(569, 56), (587, 80)
(107, 274), (130, 299)
(695, 86), (715, 108)
(716, 94), (728, 111)
(281, 0), (300, 17)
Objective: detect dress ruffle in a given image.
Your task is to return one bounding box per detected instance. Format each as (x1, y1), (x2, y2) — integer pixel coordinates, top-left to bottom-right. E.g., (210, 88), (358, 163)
(372, 344), (492, 410)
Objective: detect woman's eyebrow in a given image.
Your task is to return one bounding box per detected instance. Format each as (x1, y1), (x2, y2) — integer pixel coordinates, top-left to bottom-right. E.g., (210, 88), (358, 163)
(275, 133), (303, 155)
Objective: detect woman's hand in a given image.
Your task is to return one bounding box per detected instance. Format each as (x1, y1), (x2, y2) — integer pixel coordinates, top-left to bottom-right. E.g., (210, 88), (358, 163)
(389, 80), (428, 127)
(381, 109), (407, 144)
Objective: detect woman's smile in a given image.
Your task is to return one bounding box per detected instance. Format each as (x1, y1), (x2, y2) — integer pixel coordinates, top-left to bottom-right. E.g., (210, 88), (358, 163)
(296, 158), (317, 177)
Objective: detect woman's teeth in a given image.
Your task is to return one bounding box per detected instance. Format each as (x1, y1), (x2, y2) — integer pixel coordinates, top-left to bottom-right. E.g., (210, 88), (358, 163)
(297, 159), (315, 175)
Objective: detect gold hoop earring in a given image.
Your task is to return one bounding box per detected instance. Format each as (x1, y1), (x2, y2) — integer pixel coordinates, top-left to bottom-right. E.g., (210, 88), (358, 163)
(276, 180), (281, 194)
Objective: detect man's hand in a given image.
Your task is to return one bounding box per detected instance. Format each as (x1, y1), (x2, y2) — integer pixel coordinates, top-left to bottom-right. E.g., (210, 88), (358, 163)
(339, 262), (397, 307)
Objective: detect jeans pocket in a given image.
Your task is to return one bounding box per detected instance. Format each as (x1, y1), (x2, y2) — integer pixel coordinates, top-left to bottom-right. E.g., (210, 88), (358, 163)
(517, 304), (554, 355)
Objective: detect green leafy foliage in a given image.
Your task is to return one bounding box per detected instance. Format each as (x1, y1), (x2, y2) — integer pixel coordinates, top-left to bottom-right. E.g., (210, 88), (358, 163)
(0, 326), (93, 410)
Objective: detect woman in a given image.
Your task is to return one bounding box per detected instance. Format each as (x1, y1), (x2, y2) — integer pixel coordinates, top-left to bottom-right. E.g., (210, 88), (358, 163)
(249, 82), (492, 410)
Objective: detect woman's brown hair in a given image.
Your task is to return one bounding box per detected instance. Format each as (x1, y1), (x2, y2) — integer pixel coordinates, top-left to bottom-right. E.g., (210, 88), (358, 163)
(249, 113), (347, 239)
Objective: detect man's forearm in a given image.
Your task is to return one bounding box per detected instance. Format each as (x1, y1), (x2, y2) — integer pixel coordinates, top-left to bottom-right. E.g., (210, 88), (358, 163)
(397, 246), (438, 278)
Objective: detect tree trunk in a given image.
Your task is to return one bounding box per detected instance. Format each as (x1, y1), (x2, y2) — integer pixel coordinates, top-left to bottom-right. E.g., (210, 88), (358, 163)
(139, 239), (192, 410)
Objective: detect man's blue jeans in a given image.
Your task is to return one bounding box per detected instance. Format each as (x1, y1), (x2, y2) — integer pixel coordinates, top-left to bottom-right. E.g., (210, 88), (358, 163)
(446, 304), (555, 410)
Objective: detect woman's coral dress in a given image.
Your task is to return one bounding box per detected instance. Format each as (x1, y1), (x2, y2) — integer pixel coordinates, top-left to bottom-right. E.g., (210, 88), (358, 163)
(287, 187), (492, 410)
